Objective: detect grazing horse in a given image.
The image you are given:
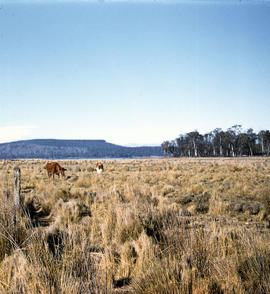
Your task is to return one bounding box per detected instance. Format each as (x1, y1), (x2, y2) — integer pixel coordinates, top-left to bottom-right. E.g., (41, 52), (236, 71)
(96, 162), (104, 174)
(45, 162), (67, 179)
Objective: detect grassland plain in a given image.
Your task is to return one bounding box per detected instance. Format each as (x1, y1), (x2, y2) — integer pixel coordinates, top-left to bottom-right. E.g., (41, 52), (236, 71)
(1, 157), (270, 293)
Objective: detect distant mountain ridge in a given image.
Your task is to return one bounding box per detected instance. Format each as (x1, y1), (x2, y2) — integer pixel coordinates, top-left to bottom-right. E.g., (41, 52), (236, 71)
(0, 139), (163, 159)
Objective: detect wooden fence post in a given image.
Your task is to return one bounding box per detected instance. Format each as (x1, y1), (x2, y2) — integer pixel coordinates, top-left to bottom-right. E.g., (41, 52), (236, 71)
(14, 167), (21, 223)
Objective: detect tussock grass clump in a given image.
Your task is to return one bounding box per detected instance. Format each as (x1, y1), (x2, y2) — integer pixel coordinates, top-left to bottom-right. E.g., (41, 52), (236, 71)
(260, 186), (270, 217)
(1, 157), (270, 293)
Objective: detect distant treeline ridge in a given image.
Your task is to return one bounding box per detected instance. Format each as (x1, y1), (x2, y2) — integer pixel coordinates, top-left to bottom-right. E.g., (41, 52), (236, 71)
(0, 139), (163, 159)
(161, 125), (270, 157)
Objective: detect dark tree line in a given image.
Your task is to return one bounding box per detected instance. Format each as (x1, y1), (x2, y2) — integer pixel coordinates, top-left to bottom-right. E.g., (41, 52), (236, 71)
(162, 125), (270, 157)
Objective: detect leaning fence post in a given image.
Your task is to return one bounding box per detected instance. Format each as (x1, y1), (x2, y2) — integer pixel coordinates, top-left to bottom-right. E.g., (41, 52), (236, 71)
(14, 167), (22, 223)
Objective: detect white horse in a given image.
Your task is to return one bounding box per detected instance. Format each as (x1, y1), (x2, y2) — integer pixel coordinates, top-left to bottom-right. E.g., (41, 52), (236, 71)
(96, 162), (104, 174)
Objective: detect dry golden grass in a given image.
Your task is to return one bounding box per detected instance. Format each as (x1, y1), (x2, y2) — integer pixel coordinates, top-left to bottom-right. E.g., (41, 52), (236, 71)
(1, 157), (270, 293)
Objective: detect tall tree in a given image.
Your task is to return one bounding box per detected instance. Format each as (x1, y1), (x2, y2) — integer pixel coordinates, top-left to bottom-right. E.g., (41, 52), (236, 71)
(246, 128), (257, 156)
(226, 125), (242, 156)
(212, 128), (226, 156)
(259, 130), (267, 155)
(186, 131), (203, 157)
(161, 141), (170, 157)
(203, 132), (214, 157)
(258, 130), (270, 156)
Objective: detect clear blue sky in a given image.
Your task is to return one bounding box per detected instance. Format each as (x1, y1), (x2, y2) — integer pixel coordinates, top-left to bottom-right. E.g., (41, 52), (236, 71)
(0, 0), (270, 145)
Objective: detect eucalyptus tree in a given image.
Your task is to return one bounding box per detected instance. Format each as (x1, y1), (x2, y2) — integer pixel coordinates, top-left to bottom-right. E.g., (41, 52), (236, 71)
(235, 128), (257, 156)
(186, 131), (203, 157)
(203, 132), (214, 156)
(168, 140), (179, 157)
(161, 141), (170, 157)
(266, 131), (270, 156)
(258, 130), (270, 156)
(223, 130), (234, 157)
(246, 128), (257, 156)
(226, 125), (242, 156)
(212, 128), (227, 156)
(176, 135), (188, 157)
(259, 130), (267, 155)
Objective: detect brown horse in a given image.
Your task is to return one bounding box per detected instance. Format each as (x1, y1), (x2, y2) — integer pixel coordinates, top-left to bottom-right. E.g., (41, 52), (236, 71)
(45, 162), (67, 179)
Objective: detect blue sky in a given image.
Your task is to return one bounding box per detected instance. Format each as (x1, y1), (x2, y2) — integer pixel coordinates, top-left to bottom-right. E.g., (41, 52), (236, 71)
(0, 0), (270, 145)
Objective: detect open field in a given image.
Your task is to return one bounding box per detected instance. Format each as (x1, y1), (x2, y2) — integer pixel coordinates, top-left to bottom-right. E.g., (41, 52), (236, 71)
(1, 157), (270, 293)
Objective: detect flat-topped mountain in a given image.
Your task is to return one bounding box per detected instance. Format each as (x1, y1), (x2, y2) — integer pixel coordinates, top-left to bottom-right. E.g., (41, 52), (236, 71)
(0, 139), (162, 159)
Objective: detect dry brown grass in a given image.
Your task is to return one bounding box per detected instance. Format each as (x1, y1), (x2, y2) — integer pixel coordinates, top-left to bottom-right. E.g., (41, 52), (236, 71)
(1, 157), (270, 293)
